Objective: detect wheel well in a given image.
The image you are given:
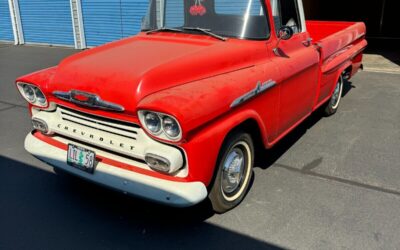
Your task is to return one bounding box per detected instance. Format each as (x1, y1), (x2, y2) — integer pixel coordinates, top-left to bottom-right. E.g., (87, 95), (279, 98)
(228, 118), (265, 157)
(343, 65), (353, 80)
(208, 118), (264, 191)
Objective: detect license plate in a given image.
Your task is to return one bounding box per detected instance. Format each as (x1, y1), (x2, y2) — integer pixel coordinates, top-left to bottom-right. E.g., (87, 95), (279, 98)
(67, 144), (96, 173)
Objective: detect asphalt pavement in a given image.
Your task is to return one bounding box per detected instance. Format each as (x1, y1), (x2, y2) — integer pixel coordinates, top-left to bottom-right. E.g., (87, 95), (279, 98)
(1, 44), (400, 250)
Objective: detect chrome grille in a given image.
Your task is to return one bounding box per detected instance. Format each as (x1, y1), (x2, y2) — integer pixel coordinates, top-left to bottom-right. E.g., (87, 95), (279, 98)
(32, 106), (188, 177)
(59, 107), (140, 140)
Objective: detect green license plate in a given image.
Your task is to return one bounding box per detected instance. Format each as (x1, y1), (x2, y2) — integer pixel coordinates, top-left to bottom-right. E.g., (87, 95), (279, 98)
(67, 144), (96, 173)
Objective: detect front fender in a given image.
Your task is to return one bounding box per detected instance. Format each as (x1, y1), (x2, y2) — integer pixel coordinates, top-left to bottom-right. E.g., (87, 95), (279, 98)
(182, 108), (268, 186)
(136, 64), (275, 141)
(16, 66), (58, 89)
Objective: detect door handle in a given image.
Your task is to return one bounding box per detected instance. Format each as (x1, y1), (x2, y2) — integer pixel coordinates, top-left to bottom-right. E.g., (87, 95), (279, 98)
(302, 38), (313, 47)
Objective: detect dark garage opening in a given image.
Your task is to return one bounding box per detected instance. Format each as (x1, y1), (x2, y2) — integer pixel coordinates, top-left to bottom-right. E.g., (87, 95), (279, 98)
(303, 0), (399, 40)
(303, 0), (399, 68)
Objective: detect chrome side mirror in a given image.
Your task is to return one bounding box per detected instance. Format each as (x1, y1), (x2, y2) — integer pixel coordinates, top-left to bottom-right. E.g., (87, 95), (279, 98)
(273, 26), (294, 56)
(278, 26), (294, 40)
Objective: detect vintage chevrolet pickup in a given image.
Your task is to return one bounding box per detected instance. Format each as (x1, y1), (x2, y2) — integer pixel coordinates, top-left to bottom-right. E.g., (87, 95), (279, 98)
(16, 0), (367, 213)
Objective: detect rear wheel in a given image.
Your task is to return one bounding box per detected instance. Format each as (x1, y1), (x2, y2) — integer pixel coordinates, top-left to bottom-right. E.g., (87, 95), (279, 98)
(209, 131), (254, 213)
(324, 74), (344, 116)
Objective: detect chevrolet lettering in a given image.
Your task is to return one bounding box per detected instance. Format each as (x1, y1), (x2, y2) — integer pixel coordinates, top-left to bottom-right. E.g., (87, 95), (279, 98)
(57, 124), (135, 151)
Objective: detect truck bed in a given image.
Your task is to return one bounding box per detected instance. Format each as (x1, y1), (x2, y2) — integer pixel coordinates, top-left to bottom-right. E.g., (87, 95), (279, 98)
(306, 21), (367, 107)
(306, 21), (367, 62)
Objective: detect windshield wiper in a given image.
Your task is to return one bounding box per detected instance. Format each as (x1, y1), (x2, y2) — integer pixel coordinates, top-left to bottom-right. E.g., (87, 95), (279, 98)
(182, 27), (227, 41)
(146, 27), (183, 35)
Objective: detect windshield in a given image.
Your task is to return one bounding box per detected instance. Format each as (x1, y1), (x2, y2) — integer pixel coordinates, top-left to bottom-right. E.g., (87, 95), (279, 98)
(142, 0), (270, 40)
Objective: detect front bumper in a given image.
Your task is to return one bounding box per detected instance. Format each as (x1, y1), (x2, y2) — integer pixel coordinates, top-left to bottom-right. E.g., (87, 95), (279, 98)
(25, 132), (208, 207)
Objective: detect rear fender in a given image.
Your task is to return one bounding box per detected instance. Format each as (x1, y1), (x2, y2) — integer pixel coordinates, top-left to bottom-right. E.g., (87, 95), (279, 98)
(328, 61), (352, 97)
(323, 39), (367, 97)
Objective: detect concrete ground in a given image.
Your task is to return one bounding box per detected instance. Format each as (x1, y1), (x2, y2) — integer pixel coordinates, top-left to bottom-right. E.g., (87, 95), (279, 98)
(1, 44), (400, 250)
(363, 49), (400, 74)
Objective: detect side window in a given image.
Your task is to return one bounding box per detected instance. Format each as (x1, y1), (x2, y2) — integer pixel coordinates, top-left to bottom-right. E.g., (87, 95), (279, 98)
(215, 0), (264, 16)
(270, 0), (301, 34)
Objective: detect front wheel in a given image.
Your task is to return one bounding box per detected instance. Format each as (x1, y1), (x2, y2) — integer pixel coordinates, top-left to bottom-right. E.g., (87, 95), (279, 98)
(208, 131), (254, 213)
(323, 75), (344, 116)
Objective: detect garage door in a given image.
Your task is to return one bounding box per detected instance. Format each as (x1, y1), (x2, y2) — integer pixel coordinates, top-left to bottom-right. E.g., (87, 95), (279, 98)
(81, 0), (148, 47)
(0, 0), (14, 42)
(18, 0), (74, 46)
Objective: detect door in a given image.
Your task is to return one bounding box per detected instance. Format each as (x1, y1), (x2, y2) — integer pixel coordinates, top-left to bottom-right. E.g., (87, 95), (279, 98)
(270, 0), (319, 135)
(81, 0), (148, 47)
(18, 0), (74, 46)
(0, 0), (14, 42)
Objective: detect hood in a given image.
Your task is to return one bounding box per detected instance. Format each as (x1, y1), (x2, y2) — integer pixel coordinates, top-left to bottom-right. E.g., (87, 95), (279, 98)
(50, 33), (260, 114)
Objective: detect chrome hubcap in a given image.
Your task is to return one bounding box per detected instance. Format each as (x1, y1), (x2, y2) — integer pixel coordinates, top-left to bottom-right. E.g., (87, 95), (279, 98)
(222, 147), (245, 195)
(331, 79), (342, 107)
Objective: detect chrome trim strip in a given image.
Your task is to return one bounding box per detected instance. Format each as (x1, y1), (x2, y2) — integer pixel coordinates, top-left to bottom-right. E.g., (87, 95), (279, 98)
(53, 90), (125, 112)
(230, 80), (277, 108)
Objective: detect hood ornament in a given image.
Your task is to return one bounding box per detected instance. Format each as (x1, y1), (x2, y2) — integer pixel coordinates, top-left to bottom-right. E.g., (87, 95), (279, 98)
(53, 90), (125, 112)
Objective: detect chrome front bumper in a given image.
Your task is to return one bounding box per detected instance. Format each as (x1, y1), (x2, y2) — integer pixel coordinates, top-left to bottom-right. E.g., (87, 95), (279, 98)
(25, 132), (208, 207)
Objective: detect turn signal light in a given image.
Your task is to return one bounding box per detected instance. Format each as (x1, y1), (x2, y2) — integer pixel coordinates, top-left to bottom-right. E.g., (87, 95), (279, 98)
(145, 153), (171, 173)
(32, 118), (51, 134)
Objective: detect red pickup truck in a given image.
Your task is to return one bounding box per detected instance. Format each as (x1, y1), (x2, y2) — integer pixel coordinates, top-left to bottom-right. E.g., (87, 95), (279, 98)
(16, 0), (367, 213)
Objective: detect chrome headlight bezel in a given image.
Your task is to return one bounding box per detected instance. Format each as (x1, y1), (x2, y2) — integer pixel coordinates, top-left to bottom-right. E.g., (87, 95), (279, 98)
(138, 110), (182, 142)
(17, 82), (48, 107)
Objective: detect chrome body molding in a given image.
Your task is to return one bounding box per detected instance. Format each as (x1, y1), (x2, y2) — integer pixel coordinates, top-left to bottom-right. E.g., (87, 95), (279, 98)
(230, 80), (277, 108)
(53, 90), (125, 112)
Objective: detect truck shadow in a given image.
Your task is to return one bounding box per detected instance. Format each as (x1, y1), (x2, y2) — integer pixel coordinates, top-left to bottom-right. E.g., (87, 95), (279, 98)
(0, 155), (284, 249)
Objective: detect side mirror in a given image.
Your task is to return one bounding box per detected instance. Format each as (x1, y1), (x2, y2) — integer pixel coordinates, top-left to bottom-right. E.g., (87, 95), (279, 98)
(278, 26), (294, 40)
(273, 26), (294, 56)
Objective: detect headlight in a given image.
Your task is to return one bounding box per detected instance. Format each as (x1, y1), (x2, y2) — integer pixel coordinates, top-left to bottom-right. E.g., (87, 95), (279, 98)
(162, 116), (180, 139)
(144, 112), (162, 134)
(17, 82), (48, 107)
(138, 110), (182, 142)
(35, 87), (47, 105)
(22, 84), (36, 102)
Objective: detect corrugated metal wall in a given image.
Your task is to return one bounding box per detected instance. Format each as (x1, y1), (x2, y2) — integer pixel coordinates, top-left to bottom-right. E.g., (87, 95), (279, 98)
(18, 0), (75, 45)
(121, 0), (148, 37)
(215, 0), (262, 15)
(0, 0), (14, 42)
(165, 0), (183, 27)
(81, 0), (148, 47)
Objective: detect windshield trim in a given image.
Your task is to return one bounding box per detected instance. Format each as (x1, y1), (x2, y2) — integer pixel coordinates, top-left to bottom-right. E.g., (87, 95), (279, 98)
(142, 0), (271, 41)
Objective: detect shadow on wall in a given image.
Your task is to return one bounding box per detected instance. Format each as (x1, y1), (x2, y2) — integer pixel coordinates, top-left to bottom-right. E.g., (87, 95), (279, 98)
(0, 155), (284, 250)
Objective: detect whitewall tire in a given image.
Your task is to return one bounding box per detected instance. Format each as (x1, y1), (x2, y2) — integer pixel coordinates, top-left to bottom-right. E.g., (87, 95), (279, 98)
(209, 131), (254, 213)
(324, 75), (344, 116)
